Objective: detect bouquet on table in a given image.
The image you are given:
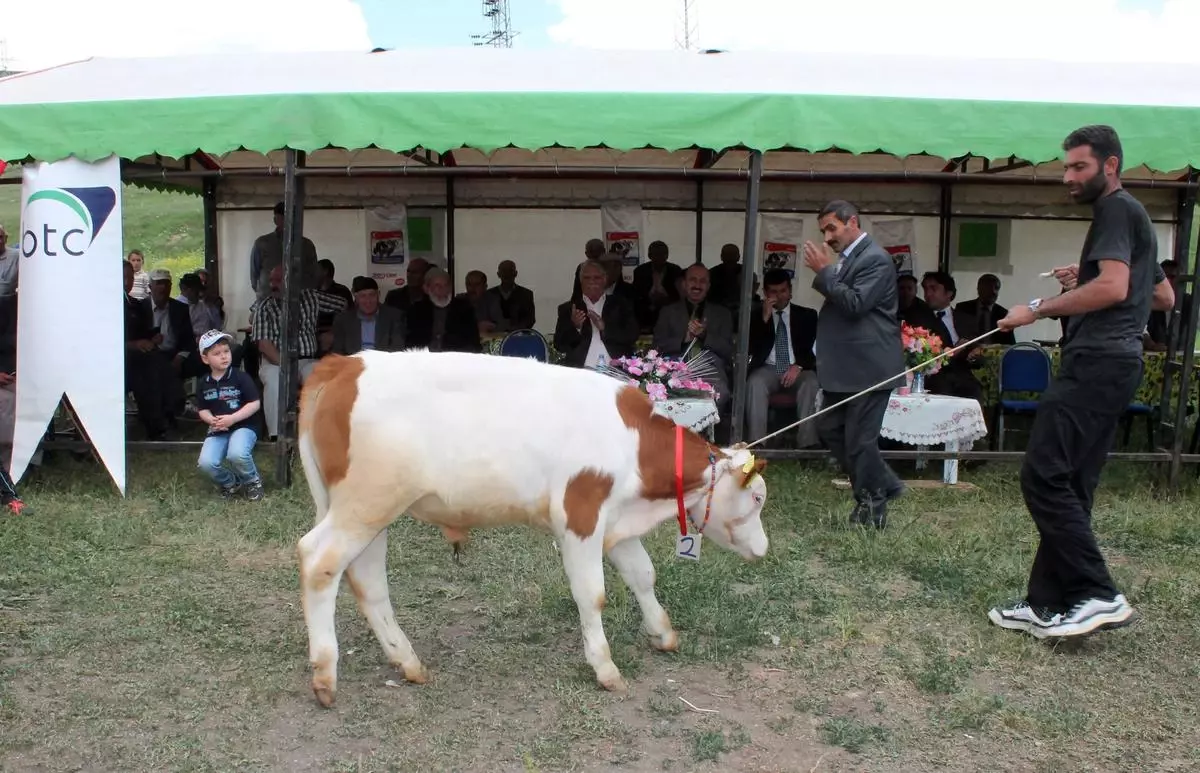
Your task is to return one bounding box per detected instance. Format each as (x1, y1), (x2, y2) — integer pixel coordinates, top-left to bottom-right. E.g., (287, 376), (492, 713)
(592, 349), (720, 402)
(900, 322), (945, 391)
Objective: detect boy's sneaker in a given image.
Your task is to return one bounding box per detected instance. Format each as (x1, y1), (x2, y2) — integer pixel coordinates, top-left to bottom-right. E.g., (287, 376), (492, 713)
(244, 482), (265, 502)
(1040, 595), (1136, 639)
(219, 485), (240, 500)
(988, 599), (1063, 638)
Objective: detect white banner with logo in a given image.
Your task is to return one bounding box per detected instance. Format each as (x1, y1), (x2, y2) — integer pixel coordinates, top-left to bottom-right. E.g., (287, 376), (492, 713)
(600, 202), (644, 283)
(759, 213), (805, 278)
(870, 217), (917, 276)
(14, 156), (126, 492)
(366, 204), (410, 291)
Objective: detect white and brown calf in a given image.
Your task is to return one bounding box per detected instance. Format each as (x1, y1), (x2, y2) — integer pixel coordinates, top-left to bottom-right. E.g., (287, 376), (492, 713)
(296, 349), (770, 707)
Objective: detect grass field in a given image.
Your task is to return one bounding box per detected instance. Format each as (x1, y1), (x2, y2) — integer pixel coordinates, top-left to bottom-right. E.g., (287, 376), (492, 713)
(2, 451), (1199, 773)
(0, 182), (204, 279)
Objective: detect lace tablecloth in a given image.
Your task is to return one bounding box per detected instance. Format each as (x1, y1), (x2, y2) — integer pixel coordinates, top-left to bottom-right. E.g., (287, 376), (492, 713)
(653, 397), (720, 438)
(882, 392), (987, 485)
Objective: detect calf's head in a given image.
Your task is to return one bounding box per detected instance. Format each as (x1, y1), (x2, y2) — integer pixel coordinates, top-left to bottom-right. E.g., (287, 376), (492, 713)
(692, 448), (769, 560)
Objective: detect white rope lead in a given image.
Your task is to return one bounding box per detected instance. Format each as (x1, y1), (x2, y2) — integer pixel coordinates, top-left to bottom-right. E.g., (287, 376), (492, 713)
(742, 328), (1002, 450)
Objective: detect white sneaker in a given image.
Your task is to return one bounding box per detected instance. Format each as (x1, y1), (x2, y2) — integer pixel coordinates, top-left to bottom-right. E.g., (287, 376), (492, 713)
(988, 600), (1062, 637)
(1038, 595), (1136, 639)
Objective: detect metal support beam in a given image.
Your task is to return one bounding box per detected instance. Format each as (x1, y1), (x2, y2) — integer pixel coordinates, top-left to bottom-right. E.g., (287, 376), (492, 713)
(937, 184), (953, 272)
(274, 149), (306, 488)
(446, 177), (457, 286)
(201, 177), (219, 290)
(1166, 175), (1200, 485)
(730, 150), (763, 445)
(694, 179), (705, 264)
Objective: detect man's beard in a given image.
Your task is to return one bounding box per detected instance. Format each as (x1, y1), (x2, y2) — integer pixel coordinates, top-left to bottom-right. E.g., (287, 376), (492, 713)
(431, 295), (451, 308)
(1071, 171), (1108, 205)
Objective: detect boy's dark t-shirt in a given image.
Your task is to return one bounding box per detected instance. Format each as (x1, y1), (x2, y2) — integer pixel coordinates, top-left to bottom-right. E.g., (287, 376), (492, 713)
(1064, 189), (1161, 356)
(198, 367), (260, 435)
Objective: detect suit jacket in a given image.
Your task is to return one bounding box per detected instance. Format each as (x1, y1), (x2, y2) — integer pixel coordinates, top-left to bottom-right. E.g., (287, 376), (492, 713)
(749, 302), (818, 372)
(927, 306), (984, 377)
(631, 262), (685, 329)
(406, 297), (482, 353)
(143, 297), (197, 358)
(485, 284), (536, 331)
(652, 299), (735, 366)
(554, 294), (640, 368)
(811, 234), (904, 393)
(330, 305), (407, 355)
(125, 294), (155, 343)
(954, 298), (1016, 346)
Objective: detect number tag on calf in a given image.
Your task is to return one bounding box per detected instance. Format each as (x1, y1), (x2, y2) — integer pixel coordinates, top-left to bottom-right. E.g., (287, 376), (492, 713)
(675, 533), (702, 561)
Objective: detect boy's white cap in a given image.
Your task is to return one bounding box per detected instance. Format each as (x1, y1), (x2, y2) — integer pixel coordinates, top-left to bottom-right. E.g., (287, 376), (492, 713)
(198, 329), (234, 353)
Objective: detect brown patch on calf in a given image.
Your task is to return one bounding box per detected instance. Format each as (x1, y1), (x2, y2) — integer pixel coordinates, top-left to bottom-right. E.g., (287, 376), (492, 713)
(615, 385), (724, 500)
(563, 468), (614, 539)
(299, 354), (366, 488)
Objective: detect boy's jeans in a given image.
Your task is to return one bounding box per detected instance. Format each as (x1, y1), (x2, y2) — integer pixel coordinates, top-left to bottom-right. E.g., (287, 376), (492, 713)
(198, 428), (261, 489)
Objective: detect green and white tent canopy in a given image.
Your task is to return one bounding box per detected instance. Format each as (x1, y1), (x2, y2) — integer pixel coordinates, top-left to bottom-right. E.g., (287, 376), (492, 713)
(1, 47), (1198, 175)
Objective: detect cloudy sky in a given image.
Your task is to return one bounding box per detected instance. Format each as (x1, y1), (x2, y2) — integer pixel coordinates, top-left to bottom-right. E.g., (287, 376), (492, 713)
(3, 0), (1197, 72)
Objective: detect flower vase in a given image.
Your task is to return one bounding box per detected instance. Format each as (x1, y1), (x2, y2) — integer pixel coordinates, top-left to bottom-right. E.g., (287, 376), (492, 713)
(912, 371), (926, 394)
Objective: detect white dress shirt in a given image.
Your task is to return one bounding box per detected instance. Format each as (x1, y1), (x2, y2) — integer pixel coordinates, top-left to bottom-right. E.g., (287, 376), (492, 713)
(582, 294), (610, 367)
(764, 305), (795, 367)
(935, 307), (959, 345)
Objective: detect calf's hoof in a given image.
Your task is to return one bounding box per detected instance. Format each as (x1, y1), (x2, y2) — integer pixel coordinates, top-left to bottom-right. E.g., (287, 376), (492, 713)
(402, 661), (429, 684)
(311, 679), (337, 709)
(651, 630), (679, 652)
(595, 663), (628, 693)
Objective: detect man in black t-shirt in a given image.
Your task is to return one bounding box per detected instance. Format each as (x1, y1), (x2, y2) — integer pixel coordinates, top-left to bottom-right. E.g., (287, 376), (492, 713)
(986, 125), (1175, 641)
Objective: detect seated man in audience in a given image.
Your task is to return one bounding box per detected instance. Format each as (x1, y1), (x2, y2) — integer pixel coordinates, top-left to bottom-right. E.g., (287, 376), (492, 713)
(488, 260), (537, 331)
(461, 270), (506, 336)
(0, 294), (29, 514)
(601, 253), (637, 304)
(921, 270), (984, 403)
(555, 260), (639, 368)
(123, 260), (176, 440)
(954, 273), (1016, 346)
(897, 272), (938, 330)
(631, 240), (684, 332)
(385, 256), (430, 312)
(652, 264), (733, 408)
(178, 272), (224, 338)
(571, 238), (608, 299)
(407, 267), (481, 353)
(331, 276), (407, 355)
(144, 269), (197, 421)
(251, 265), (349, 440)
(746, 269), (820, 449)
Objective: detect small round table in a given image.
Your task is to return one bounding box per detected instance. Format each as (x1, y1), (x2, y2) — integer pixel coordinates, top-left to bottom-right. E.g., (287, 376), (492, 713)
(882, 391), (988, 484)
(653, 396), (720, 440)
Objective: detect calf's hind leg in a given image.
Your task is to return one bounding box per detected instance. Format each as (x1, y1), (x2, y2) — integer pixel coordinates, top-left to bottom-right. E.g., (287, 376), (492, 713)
(606, 537), (678, 652)
(345, 529), (428, 685)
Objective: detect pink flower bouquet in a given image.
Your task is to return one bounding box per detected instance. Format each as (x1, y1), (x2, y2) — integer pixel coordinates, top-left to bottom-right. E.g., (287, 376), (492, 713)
(901, 322), (945, 376)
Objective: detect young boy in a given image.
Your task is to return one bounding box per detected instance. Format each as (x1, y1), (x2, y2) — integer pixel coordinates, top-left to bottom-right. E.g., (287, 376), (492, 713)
(195, 329), (265, 501)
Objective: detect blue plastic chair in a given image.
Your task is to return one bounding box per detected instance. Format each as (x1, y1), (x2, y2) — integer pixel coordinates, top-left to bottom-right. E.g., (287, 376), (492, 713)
(992, 343), (1052, 450)
(497, 328), (550, 362)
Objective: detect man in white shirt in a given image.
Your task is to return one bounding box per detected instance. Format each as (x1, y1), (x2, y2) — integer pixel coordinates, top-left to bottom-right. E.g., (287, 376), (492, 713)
(920, 270), (984, 403)
(554, 260), (639, 368)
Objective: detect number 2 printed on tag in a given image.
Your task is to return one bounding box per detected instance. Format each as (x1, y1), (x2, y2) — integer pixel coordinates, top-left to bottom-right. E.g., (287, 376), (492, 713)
(675, 532), (702, 561)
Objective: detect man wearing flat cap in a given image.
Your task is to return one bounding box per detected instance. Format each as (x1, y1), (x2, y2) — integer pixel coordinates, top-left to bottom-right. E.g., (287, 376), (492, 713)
(331, 276), (408, 355)
(249, 201), (320, 300)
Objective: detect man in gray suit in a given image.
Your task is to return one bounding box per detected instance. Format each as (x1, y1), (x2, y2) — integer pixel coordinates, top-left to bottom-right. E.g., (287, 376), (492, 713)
(802, 200), (905, 529)
(330, 276), (407, 355)
(652, 264), (733, 408)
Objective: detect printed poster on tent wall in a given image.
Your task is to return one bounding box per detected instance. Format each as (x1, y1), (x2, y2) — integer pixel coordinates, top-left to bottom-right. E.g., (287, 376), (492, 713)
(870, 217), (917, 276)
(600, 202), (643, 283)
(14, 156), (125, 492)
(759, 213), (805, 278)
(366, 204), (409, 290)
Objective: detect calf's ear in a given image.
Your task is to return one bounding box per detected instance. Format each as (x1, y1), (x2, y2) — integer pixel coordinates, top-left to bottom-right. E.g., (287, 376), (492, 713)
(737, 454), (767, 488)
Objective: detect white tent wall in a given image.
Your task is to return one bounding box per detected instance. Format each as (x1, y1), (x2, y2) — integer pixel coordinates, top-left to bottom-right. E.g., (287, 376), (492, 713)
(214, 177), (1179, 343)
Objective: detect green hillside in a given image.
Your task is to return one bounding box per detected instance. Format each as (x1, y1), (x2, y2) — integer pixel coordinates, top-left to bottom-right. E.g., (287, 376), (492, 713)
(0, 183), (204, 279)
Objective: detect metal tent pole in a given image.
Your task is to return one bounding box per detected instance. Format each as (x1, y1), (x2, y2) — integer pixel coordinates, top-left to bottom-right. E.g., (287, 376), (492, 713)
(729, 151), (763, 445)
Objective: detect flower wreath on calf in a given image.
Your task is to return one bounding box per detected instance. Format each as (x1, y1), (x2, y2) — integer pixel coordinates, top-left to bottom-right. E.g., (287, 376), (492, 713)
(591, 349), (720, 402)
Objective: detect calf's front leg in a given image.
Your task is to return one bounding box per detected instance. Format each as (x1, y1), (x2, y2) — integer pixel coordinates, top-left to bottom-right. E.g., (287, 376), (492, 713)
(606, 536), (678, 652)
(559, 535), (626, 692)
